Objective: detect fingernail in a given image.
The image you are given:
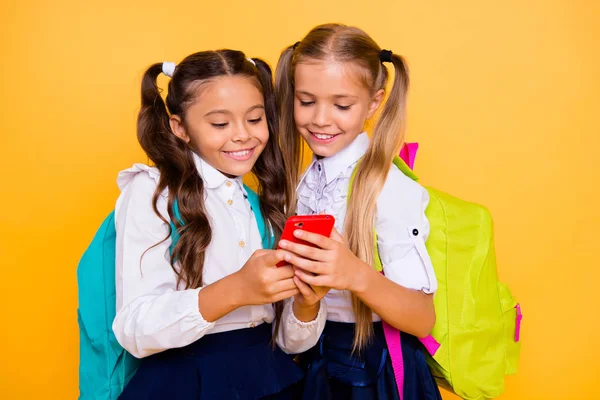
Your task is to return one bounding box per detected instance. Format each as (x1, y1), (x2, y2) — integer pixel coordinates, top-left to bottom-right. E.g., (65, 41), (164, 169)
(279, 240), (287, 248)
(293, 230), (303, 238)
(284, 254), (291, 261)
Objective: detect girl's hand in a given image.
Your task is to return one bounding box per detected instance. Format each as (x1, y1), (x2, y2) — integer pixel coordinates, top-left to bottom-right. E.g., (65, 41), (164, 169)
(279, 228), (368, 292)
(234, 249), (299, 306)
(293, 274), (329, 308)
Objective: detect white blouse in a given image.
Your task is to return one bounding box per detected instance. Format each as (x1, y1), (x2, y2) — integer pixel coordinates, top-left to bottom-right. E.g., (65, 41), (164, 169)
(297, 133), (438, 323)
(113, 153), (326, 358)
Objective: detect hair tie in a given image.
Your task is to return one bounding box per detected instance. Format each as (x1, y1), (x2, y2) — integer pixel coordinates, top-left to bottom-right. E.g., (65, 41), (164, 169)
(379, 49), (393, 63)
(162, 61), (176, 77)
(293, 41), (300, 50)
(247, 57), (256, 67)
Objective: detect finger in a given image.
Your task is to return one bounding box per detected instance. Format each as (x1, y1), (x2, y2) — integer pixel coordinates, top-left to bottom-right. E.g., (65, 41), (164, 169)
(279, 240), (324, 261)
(293, 276), (316, 298)
(292, 229), (333, 250)
(294, 268), (330, 287)
(282, 252), (323, 274)
(329, 227), (345, 243)
(272, 288), (300, 302)
(271, 264), (296, 279)
(293, 267), (316, 277)
(260, 249), (288, 267)
(271, 277), (299, 294)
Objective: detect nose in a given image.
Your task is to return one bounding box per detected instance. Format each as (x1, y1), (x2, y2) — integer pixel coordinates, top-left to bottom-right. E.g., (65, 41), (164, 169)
(232, 122), (251, 142)
(312, 104), (332, 128)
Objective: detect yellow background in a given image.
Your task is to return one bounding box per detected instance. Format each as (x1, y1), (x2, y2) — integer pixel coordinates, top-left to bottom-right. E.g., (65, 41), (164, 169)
(1, 0), (599, 398)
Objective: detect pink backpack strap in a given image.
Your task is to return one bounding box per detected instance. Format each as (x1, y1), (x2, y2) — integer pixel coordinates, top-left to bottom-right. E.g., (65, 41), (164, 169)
(383, 142), (442, 398)
(383, 322), (405, 400)
(515, 303), (522, 342)
(383, 324), (441, 400)
(420, 335), (441, 356)
(399, 142), (419, 170)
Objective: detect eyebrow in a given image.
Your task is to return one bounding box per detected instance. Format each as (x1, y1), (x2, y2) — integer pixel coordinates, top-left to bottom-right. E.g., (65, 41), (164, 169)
(204, 104), (264, 117)
(246, 104), (265, 112)
(295, 90), (358, 100)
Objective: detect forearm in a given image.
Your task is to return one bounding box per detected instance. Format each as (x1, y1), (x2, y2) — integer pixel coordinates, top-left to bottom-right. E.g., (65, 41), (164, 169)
(197, 272), (245, 322)
(113, 289), (215, 358)
(352, 261), (435, 338)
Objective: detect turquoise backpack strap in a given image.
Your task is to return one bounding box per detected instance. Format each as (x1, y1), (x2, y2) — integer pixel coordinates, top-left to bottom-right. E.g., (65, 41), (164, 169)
(170, 188), (274, 251)
(244, 184), (275, 249)
(169, 200), (183, 254)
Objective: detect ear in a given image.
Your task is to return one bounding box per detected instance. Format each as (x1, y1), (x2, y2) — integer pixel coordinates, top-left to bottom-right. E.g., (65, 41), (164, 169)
(366, 89), (385, 119)
(169, 115), (190, 143)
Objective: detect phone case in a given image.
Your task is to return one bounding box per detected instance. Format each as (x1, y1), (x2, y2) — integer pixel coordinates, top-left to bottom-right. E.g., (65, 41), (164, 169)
(276, 214), (335, 267)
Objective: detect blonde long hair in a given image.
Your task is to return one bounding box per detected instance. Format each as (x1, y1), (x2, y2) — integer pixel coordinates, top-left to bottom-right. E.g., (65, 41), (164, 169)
(275, 24), (410, 351)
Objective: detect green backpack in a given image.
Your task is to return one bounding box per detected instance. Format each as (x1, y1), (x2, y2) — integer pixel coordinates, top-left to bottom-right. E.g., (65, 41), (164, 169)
(77, 186), (272, 400)
(350, 154), (521, 400)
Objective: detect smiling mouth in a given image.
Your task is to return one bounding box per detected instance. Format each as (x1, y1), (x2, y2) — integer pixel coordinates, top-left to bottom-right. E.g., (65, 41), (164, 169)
(222, 147), (255, 161)
(309, 131), (339, 142)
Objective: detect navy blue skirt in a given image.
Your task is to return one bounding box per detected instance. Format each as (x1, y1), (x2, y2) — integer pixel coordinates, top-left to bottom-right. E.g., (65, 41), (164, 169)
(119, 323), (304, 400)
(300, 321), (441, 400)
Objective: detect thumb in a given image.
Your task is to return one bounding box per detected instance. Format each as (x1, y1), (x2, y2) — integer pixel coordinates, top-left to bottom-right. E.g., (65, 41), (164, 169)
(252, 249), (269, 258)
(260, 249), (288, 267)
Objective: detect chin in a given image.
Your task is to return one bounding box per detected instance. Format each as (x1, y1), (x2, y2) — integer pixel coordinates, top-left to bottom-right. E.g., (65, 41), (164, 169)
(222, 160), (257, 177)
(221, 166), (252, 177)
(309, 143), (339, 158)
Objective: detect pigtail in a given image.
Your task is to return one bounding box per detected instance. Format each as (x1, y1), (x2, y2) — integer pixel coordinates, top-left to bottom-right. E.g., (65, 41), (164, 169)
(138, 63), (183, 168)
(275, 45), (303, 217)
(137, 61), (211, 290)
(345, 54), (410, 352)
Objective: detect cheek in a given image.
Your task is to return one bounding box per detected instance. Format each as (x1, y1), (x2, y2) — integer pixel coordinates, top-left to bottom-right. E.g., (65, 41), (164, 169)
(191, 134), (216, 153)
(255, 123), (270, 143)
(335, 111), (363, 130)
(294, 107), (311, 126)
(192, 127), (225, 149)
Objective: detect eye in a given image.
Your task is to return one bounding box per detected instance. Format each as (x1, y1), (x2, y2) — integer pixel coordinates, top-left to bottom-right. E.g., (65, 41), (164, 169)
(211, 123), (228, 129)
(248, 117), (263, 124)
(299, 100), (315, 107)
(335, 104), (352, 111)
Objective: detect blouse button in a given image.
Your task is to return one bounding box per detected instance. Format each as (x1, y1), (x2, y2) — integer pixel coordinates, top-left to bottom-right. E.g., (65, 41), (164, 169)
(227, 199), (233, 205)
(412, 228), (419, 236)
(250, 322), (256, 328)
(239, 240), (246, 248)
(225, 181), (232, 187)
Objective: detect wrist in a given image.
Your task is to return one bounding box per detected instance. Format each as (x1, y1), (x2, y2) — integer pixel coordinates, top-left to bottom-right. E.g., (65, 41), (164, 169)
(293, 298), (320, 322)
(349, 259), (373, 294)
(226, 272), (246, 309)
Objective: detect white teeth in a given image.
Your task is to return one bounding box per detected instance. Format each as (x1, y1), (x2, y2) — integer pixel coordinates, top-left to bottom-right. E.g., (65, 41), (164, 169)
(314, 133), (334, 140)
(227, 150), (250, 157)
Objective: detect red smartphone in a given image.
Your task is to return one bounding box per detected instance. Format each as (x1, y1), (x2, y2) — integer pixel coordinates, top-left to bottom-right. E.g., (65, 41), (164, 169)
(276, 214), (336, 267)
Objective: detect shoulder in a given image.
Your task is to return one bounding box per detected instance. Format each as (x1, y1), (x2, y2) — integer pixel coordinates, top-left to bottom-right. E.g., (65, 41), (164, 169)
(117, 164), (161, 194)
(378, 165), (429, 215)
(115, 164), (168, 223)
